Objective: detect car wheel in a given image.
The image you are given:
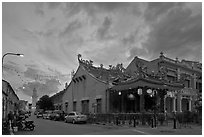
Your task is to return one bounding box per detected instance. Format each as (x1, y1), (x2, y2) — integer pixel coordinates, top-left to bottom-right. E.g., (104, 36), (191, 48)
(72, 119), (76, 124)
(65, 119), (67, 123)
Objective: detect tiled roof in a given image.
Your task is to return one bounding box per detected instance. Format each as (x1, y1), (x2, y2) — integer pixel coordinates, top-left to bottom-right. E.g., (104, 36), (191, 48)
(78, 55), (127, 83)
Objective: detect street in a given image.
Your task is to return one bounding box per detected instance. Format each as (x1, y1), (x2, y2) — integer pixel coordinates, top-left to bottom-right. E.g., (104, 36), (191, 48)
(14, 115), (148, 135)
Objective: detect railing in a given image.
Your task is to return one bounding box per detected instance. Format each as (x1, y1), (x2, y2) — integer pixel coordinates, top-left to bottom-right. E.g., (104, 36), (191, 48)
(86, 111), (201, 127)
(86, 113), (166, 127)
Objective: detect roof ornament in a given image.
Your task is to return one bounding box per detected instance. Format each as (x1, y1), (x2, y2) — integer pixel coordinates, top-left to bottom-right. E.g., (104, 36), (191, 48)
(78, 54), (82, 62)
(135, 60), (147, 78)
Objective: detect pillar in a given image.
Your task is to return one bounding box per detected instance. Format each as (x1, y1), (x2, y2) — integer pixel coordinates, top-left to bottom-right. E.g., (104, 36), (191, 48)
(172, 97), (176, 112)
(164, 95), (167, 112)
(105, 89), (110, 113)
(189, 97), (192, 111)
(121, 93), (124, 113)
(177, 94), (182, 112)
(140, 93), (144, 112)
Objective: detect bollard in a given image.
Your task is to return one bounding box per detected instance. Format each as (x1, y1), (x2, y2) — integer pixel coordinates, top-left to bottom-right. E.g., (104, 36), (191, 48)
(151, 118), (154, 128)
(133, 117), (136, 127)
(173, 118), (177, 129)
(154, 115), (157, 128)
(116, 116), (119, 125)
(173, 112), (177, 129)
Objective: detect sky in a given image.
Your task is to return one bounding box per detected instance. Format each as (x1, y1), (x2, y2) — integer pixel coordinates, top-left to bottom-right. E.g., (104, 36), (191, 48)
(2, 2), (202, 103)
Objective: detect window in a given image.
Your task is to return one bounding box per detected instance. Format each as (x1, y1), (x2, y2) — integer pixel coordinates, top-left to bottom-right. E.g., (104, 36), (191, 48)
(65, 102), (68, 112)
(167, 75), (176, 82)
(196, 82), (202, 93)
(73, 101), (77, 111)
(81, 100), (89, 114)
(68, 113), (75, 116)
(184, 79), (190, 88)
(96, 99), (102, 113)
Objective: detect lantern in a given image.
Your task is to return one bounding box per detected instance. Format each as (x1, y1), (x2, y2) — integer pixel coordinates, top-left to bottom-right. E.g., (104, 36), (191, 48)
(128, 94), (135, 100)
(147, 89), (152, 94)
(137, 88), (142, 95)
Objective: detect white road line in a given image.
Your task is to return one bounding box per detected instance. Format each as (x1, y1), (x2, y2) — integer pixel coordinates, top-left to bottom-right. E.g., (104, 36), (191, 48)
(132, 129), (150, 135)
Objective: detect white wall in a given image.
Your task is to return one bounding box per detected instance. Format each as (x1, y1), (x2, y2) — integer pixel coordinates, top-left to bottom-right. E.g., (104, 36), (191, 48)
(62, 65), (109, 114)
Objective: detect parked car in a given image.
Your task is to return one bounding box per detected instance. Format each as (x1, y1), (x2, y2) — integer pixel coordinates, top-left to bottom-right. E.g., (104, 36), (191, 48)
(43, 110), (53, 119)
(50, 110), (63, 121)
(37, 112), (43, 118)
(34, 111), (38, 115)
(64, 112), (87, 124)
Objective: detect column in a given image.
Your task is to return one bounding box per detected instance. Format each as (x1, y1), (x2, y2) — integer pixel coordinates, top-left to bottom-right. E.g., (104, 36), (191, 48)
(177, 95), (182, 112)
(164, 95), (167, 112)
(172, 97), (176, 112)
(105, 89), (109, 113)
(189, 97), (192, 111)
(140, 93), (144, 112)
(121, 93), (124, 113)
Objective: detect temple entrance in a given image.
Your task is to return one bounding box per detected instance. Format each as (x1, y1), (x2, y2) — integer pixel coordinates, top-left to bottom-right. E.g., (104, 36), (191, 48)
(165, 97), (173, 113)
(144, 94), (155, 111)
(182, 98), (189, 112)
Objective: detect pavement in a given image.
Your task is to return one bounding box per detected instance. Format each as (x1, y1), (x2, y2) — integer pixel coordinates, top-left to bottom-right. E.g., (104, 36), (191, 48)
(11, 115), (202, 135)
(93, 121), (202, 135)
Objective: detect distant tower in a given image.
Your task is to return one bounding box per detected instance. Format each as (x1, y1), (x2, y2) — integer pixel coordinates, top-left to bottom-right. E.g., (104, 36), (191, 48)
(32, 88), (38, 110)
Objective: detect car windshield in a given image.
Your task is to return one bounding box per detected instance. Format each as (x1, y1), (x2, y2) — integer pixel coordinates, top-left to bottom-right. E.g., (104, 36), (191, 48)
(76, 112), (81, 115)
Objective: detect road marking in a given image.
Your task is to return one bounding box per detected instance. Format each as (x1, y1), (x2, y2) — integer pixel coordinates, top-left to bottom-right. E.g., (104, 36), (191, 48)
(132, 129), (150, 135)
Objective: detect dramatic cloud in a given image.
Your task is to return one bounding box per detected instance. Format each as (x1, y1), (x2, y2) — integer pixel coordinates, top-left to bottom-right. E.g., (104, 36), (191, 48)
(3, 2), (202, 102)
(142, 3), (202, 60)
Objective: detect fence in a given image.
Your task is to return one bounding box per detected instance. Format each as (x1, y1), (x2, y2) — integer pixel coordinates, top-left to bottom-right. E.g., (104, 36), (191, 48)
(86, 111), (201, 127)
(86, 112), (166, 127)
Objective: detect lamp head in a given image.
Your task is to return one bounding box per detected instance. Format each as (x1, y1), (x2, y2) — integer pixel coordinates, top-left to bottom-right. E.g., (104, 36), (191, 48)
(17, 54), (24, 57)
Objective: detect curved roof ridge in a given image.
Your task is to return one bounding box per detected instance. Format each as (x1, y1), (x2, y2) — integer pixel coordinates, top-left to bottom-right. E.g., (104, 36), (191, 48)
(80, 64), (108, 84)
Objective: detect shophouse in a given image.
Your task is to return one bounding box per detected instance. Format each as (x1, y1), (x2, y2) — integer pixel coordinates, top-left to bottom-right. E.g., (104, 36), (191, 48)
(125, 52), (202, 113)
(2, 80), (19, 119)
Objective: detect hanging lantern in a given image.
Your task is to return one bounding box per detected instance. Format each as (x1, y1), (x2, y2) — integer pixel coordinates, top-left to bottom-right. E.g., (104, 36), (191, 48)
(137, 88), (142, 95)
(128, 94), (135, 100)
(147, 89), (152, 94)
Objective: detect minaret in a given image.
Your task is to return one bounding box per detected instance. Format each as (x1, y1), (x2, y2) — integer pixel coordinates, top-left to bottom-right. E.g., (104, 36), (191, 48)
(32, 88), (38, 110)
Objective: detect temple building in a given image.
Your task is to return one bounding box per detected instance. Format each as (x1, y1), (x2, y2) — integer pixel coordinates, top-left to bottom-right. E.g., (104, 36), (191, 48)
(62, 53), (202, 114)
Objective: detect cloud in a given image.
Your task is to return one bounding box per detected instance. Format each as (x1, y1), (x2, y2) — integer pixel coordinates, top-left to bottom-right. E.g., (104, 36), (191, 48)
(59, 20), (82, 37)
(96, 16), (114, 40)
(144, 2), (183, 23)
(142, 4), (202, 61)
(19, 78), (61, 97)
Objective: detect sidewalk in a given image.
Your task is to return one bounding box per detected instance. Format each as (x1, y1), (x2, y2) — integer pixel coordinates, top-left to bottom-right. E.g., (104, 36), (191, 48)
(92, 121), (202, 135)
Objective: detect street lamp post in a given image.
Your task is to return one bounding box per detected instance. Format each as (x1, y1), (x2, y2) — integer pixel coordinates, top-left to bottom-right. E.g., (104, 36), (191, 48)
(2, 53), (24, 65)
(2, 52), (24, 133)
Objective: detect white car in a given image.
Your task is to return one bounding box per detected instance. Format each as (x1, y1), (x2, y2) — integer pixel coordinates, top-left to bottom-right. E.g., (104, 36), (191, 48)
(64, 112), (87, 124)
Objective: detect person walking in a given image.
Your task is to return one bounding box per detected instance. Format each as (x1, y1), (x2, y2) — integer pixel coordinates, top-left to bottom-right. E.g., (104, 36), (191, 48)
(7, 111), (14, 133)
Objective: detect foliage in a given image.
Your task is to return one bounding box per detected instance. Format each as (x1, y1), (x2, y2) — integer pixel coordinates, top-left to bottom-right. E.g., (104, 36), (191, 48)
(36, 95), (54, 111)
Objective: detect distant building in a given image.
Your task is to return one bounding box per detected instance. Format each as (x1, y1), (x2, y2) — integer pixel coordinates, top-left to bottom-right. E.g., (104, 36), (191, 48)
(2, 80), (19, 120)
(32, 88), (38, 111)
(50, 90), (66, 111)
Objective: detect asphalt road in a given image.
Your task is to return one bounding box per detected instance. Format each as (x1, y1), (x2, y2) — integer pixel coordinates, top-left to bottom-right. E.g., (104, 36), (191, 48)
(14, 115), (148, 135)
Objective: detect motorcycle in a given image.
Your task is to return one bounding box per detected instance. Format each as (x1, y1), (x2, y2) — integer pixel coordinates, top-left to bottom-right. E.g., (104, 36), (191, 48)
(17, 117), (35, 131)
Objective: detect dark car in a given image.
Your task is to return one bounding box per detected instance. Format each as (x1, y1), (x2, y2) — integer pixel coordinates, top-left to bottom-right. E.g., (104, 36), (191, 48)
(50, 110), (64, 121)
(37, 112), (43, 118)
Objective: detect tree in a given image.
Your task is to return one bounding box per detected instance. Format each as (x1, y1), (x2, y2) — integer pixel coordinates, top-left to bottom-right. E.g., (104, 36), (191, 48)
(36, 95), (54, 111)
